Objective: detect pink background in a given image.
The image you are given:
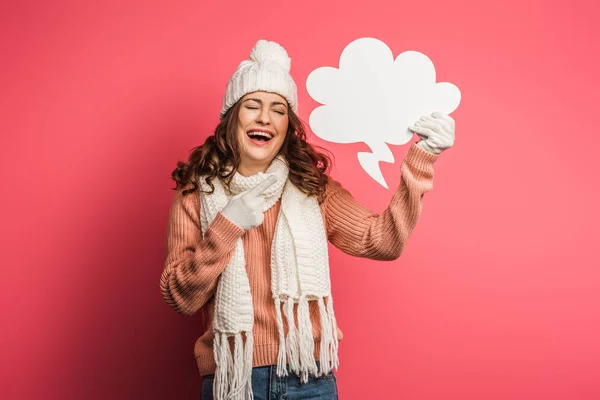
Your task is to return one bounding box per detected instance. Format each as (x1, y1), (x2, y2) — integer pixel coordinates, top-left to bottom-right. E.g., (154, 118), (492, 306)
(2, 0), (599, 399)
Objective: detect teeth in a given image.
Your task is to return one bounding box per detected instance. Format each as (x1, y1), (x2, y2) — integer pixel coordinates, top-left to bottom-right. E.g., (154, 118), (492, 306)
(248, 131), (273, 140)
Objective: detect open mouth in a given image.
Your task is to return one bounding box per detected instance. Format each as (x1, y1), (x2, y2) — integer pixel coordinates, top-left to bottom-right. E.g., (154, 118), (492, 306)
(247, 131), (273, 144)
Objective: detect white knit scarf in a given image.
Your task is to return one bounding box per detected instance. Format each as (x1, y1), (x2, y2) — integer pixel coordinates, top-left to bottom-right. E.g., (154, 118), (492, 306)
(198, 155), (339, 400)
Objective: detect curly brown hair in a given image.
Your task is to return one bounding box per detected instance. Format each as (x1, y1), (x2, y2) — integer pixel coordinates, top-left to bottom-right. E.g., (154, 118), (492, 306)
(171, 98), (335, 203)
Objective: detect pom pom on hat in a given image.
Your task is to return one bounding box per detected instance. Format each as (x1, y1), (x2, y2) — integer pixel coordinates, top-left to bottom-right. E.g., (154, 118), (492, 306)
(249, 40), (291, 72)
(221, 39), (298, 117)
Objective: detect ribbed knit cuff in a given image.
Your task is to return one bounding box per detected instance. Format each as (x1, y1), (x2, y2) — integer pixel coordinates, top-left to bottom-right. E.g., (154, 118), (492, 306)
(209, 212), (246, 244)
(406, 142), (439, 169)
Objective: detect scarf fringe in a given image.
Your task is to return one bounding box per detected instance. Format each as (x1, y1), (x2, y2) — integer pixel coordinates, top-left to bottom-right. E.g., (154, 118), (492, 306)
(317, 297), (333, 375)
(327, 295), (340, 370)
(244, 332), (254, 399)
(283, 297), (301, 375)
(274, 295), (340, 383)
(212, 296), (340, 399)
(212, 331), (253, 400)
(297, 295), (318, 383)
(274, 298), (288, 377)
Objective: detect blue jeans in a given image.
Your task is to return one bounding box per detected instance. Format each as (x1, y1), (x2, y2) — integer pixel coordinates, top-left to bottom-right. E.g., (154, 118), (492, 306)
(201, 362), (338, 400)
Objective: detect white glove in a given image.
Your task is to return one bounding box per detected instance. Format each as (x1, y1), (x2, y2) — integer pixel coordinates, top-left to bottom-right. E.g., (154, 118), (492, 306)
(221, 175), (277, 231)
(409, 112), (456, 155)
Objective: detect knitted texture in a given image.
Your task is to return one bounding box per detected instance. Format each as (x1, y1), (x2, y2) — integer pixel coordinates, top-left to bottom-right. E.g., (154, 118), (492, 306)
(198, 155), (338, 399)
(160, 142), (439, 381)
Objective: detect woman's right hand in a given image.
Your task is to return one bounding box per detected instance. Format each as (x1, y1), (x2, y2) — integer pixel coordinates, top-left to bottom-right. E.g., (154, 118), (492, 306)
(220, 175), (278, 231)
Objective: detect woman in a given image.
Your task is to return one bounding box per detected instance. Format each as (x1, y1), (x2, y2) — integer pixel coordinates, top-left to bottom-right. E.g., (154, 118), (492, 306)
(160, 39), (455, 400)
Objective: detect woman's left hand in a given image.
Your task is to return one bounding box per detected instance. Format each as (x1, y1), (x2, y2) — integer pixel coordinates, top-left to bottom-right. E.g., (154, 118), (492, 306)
(409, 112), (455, 155)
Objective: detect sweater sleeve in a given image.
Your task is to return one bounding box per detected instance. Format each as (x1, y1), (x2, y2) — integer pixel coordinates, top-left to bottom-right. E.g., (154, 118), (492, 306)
(160, 185), (245, 316)
(320, 142), (439, 261)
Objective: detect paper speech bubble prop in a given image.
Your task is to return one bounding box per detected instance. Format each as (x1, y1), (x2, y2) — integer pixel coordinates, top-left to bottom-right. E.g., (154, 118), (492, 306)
(306, 37), (461, 188)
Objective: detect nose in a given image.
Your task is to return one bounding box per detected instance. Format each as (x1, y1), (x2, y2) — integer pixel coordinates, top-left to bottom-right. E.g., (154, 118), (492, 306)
(257, 108), (270, 125)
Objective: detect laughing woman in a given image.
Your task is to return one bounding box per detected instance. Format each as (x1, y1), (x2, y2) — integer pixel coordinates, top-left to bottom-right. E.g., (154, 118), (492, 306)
(160, 39), (455, 400)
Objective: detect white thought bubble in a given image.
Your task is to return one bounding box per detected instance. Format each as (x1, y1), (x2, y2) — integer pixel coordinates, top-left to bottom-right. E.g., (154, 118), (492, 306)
(306, 37), (461, 188)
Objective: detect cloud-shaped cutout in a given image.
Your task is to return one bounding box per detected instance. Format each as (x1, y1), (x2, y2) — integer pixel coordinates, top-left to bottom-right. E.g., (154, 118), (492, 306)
(306, 37), (461, 188)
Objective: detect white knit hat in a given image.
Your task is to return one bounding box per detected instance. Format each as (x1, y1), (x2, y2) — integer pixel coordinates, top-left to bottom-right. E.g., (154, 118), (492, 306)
(220, 39), (298, 117)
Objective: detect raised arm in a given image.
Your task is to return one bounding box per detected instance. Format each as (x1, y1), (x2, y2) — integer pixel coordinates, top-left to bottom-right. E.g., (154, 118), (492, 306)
(320, 143), (439, 261)
(160, 185), (245, 316)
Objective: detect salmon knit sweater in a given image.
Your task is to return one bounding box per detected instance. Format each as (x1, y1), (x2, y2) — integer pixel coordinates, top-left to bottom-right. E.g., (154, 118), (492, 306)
(160, 143), (438, 376)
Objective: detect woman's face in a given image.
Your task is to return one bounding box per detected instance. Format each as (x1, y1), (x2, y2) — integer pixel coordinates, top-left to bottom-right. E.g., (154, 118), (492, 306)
(236, 91), (289, 176)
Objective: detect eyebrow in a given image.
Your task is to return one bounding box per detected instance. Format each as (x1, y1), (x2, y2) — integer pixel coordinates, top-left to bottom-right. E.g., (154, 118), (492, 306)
(243, 98), (288, 108)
